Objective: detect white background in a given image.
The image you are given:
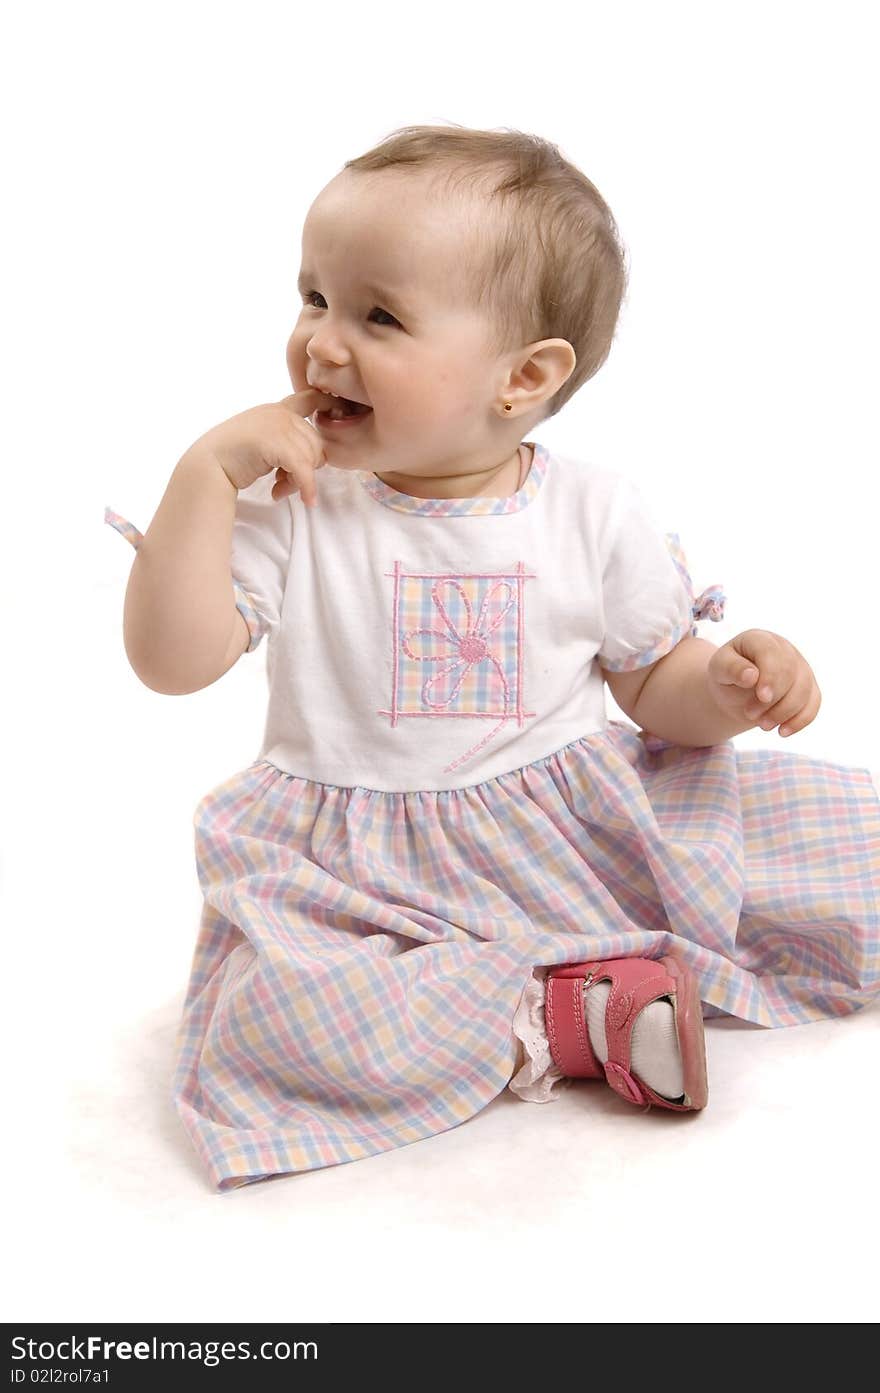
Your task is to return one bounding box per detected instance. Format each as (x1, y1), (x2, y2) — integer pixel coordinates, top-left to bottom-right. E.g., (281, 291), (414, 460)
(3, 0), (878, 1325)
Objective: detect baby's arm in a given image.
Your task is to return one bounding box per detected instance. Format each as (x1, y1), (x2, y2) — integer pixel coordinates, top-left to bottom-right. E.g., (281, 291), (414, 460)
(122, 390), (328, 694)
(123, 449), (248, 695)
(621, 631), (820, 746)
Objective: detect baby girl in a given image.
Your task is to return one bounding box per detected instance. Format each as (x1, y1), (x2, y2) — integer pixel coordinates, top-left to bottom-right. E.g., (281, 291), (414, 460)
(106, 124), (880, 1190)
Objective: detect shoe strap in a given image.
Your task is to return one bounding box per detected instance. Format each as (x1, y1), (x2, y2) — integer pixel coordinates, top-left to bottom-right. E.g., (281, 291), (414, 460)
(545, 958), (676, 1100)
(544, 972), (603, 1079)
(588, 959), (676, 1105)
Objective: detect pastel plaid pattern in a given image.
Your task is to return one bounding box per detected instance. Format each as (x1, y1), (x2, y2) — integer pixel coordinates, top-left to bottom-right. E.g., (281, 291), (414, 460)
(175, 724), (880, 1190)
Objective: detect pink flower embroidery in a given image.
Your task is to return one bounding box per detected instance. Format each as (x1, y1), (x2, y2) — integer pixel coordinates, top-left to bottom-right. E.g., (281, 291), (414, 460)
(401, 578), (516, 709)
(381, 563), (536, 774)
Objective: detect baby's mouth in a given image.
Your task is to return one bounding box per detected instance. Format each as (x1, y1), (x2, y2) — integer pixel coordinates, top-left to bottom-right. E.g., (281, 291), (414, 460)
(312, 391), (375, 433)
(325, 397), (372, 420)
(314, 390), (373, 420)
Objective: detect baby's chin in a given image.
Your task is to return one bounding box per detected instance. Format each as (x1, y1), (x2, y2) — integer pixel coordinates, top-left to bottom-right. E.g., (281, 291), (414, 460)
(313, 447), (369, 470)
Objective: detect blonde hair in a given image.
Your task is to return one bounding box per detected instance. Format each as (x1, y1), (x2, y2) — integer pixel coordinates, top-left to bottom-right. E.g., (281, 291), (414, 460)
(342, 123), (629, 421)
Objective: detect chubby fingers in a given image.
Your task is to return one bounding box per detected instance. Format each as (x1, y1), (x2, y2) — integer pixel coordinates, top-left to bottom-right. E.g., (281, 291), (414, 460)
(280, 388), (335, 417)
(718, 631), (780, 702)
(271, 467), (298, 502)
(271, 460), (326, 506)
(714, 635), (820, 739)
(718, 647), (773, 701)
(776, 677), (822, 737)
(740, 643), (791, 717)
(733, 663), (765, 693)
(750, 674), (822, 737)
(272, 390), (333, 506)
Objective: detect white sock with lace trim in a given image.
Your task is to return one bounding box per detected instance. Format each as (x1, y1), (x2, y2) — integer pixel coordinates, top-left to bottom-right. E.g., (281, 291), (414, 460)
(584, 981), (684, 1100)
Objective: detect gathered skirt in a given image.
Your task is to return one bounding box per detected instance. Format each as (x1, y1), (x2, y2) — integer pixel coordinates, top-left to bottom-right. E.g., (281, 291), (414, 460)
(172, 721), (880, 1190)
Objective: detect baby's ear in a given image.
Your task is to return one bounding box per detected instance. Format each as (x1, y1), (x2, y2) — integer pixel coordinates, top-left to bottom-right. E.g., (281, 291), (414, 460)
(518, 337), (577, 415)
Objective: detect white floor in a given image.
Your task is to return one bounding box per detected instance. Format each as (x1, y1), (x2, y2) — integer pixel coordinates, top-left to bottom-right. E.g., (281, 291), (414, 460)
(5, 577), (879, 1326)
(12, 992), (880, 1323)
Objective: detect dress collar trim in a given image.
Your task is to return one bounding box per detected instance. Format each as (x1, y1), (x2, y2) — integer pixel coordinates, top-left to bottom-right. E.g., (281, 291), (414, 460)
(357, 441), (548, 516)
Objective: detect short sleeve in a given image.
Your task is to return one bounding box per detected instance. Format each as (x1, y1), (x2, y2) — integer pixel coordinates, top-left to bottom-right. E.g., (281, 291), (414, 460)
(597, 477), (726, 673)
(103, 472), (292, 655)
(228, 472), (293, 652)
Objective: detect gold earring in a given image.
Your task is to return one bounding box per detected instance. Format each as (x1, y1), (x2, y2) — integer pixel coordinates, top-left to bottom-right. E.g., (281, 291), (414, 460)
(503, 402), (512, 412)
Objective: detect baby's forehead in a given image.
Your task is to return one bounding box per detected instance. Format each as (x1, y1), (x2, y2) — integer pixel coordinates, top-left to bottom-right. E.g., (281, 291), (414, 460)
(303, 169), (489, 295)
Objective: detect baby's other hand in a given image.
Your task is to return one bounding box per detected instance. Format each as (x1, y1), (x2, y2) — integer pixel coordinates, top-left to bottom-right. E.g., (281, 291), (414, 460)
(706, 629), (822, 738)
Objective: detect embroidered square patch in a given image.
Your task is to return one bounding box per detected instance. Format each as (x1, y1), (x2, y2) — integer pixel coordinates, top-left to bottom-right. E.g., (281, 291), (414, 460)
(379, 563), (536, 773)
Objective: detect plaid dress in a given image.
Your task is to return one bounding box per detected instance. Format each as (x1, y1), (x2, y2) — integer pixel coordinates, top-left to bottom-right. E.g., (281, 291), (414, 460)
(105, 442), (880, 1190)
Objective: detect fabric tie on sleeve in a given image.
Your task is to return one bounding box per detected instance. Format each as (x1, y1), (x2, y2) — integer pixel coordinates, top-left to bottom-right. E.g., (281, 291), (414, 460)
(664, 531), (726, 636)
(104, 506), (144, 550)
(103, 506), (268, 652)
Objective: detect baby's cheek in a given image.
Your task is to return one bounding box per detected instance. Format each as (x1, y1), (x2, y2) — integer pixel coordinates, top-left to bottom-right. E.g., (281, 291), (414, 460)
(286, 325), (308, 380)
(389, 389), (436, 427)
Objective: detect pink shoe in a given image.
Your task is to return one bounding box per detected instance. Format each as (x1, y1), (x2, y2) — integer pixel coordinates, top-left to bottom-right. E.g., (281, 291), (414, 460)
(544, 956), (708, 1112)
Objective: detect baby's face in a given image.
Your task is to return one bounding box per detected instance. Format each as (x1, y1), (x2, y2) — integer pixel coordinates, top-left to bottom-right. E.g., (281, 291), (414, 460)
(287, 170), (516, 477)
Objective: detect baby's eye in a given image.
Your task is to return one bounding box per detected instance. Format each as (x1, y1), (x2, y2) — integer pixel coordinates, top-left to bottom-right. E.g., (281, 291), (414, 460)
(301, 291), (400, 328)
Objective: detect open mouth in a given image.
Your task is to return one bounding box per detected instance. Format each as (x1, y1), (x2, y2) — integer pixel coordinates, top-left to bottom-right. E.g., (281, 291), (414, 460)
(314, 394), (374, 429)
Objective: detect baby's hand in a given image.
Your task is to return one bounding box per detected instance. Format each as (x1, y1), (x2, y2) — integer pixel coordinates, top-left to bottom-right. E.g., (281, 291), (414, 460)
(183, 389), (336, 505)
(706, 629), (822, 738)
